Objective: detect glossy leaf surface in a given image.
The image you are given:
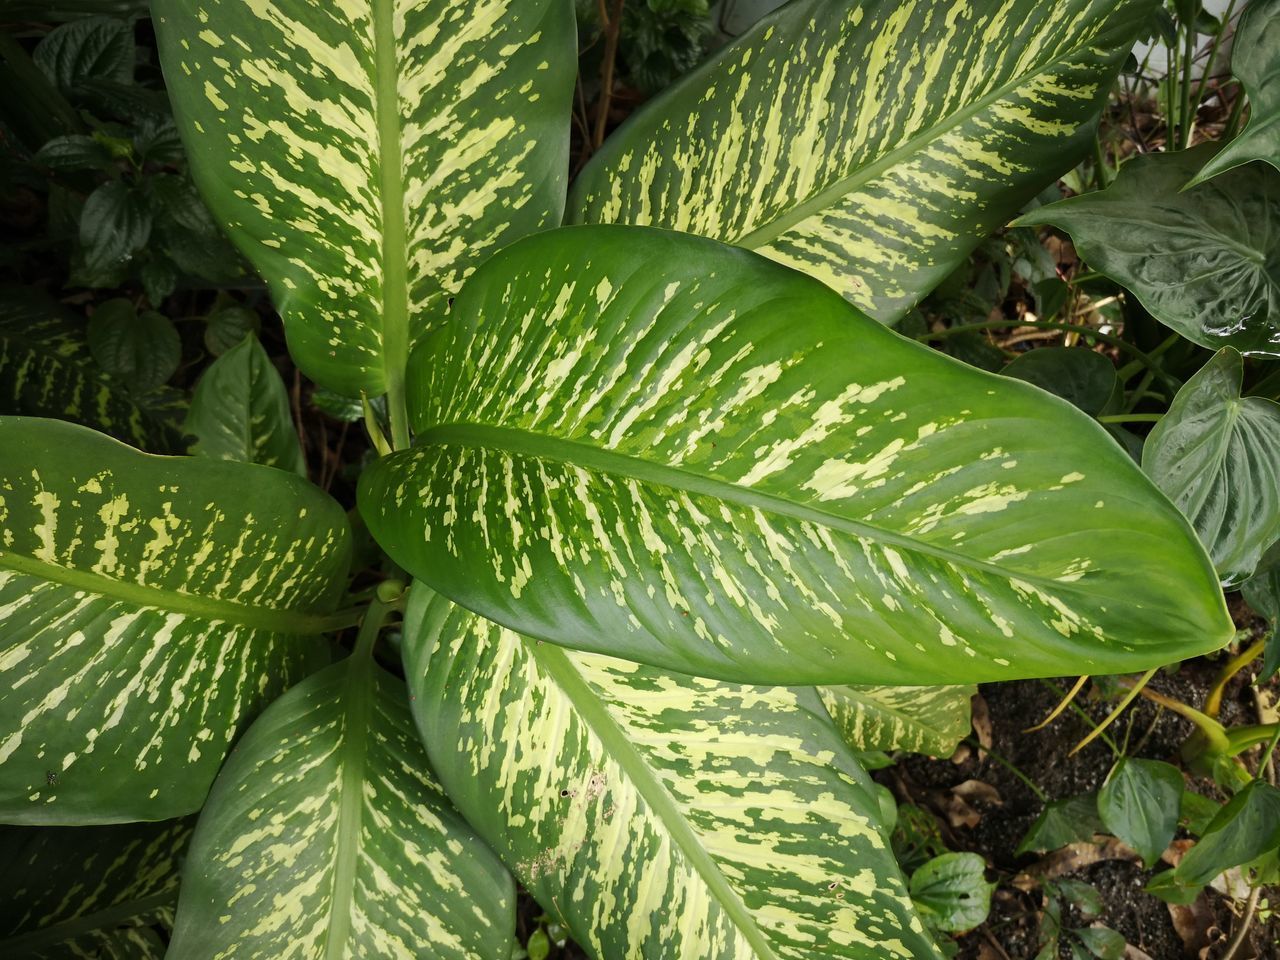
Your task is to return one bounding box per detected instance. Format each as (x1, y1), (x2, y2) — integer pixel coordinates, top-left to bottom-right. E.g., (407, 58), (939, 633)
(0, 290), (184, 452)
(1174, 780), (1280, 886)
(87, 299), (180, 394)
(0, 818), (191, 958)
(404, 586), (943, 960)
(1016, 795), (1103, 856)
(1018, 147), (1280, 357)
(1143, 349), (1280, 586)
(0, 417), (350, 823)
(908, 853), (994, 933)
(153, 0), (576, 396)
(570, 0), (1150, 321)
(820, 685), (974, 757)
(361, 226), (1231, 685)
(184, 334), (306, 475)
(169, 655), (514, 959)
(1096, 758), (1183, 867)
(1188, 0), (1280, 185)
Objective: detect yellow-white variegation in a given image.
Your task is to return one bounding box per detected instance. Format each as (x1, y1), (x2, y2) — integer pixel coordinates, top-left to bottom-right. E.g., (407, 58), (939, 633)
(821, 685), (975, 758)
(570, 0), (1155, 322)
(404, 586), (945, 960)
(151, 0), (576, 418)
(359, 226), (1231, 686)
(0, 417), (351, 823)
(168, 645), (514, 959)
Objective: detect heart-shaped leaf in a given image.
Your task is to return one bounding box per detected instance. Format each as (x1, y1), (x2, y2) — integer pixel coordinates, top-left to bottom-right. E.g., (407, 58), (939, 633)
(168, 647), (514, 959)
(403, 586), (944, 960)
(1143, 348), (1280, 586)
(1097, 758), (1183, 867)
(570, 0), (1152, 321)
(0, 417), (351, 823)
(1017, 147), (1280, 358)
(152, 0), (576, 399)
(360, 226), (1230, 685)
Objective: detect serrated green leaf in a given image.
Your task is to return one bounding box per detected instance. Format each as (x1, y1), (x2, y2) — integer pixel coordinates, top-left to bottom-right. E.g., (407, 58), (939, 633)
(0, 288), (185, 452)
(184, 334), (305, 475)
(0, 417), (351, 823)
(909, 853), (994, 934)
(31, 133), (114, 172)
(0, 818), (192, 959)
(820, 684), (974, 757)
(1174, 780), (1280, 886)
(570, 0), (1151, 321)
(1003, 348), (1119, 417)
(80, 181), (151, 274)
(1017, 147), (1280, 358)
(359, 226), (1231, 685)
(87, 300), (179, 393)
(1143, 348), (1280, 586)
(403, 585), (944, 960)
(168, 652), (515, 959)
(32, 16), (134, 93)
(152, 0), (577, 397)
(1187, 0), (1280, 185)
(1097, 758), (1183, 867)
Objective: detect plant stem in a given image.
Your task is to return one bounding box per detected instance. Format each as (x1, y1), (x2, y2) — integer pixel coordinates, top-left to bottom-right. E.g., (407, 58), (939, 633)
(1024, 674), (1089, 733)
(1093, 135), (1111, 189)
(1223, 80), (1247, 139)
(593, 0), (624, 149)
(1179, 22), (1197, 148)
(352, 596), (392, 662)
(965, 737), (1048, 802)
(1070, 668), (1157, 756)
(1097, 413), (1163, 424)
(1205, 637), (1266, 718)
(1192, 0), (1237, 112)
(1039, 679), (1120, 754)
(1220, 884), (1262, 960)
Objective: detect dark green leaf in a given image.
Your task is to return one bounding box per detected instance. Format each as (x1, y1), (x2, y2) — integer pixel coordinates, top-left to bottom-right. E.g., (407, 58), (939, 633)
(1174, 780), (1280, 885)
(909, 852), (995, 933)
(310, 386), (364, 423)
(87, 299), (180, 392)
(184, 334), (305, 475)
(1074, 926), (1126, 960)
(1003, 348), (1120, 417)
(0, 818), (192, 958)
(1097, 758), (1183, 867)
(360, 226), (1231, 685)
(1242, 547), (1280, 681)
(1144, 868), (1202, 904)
(1017, 147), (1280, 358)
(80, 180), (151, 273)
(1143, 348), (1280, 586)
(203, 304), (260, 357)
(32, 133), (113, 171)
(1017, 794), (1104, 855)
(32, 16), (134, 93)
(1053, 879), (1102, 919)
(140, 256), (178, 306)
(1180, 789), (1223, 835)
(1187, 0), (1280, 184)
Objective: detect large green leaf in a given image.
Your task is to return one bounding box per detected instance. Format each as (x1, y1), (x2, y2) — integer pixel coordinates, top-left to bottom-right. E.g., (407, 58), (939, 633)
(820, 685), (974, 758)
(168, 648), (514, 959)
(1187, 0), (1280, 186)
(1142, 348), (1280, 586)
(1017, 146), (1280, 358)
(0, 818), (192, 959)
(0, 289), (185, 453)
(360, 226), (1230, 685)
(1174, 780), (1280, 886)
(0, 417), (350, 824)
(569, 0), (1150, 321)
(152, 0), (576, 398)
(184, 333), (306, 475)
(1096, 758), (1183, 868)
(404, 586), (943, 960)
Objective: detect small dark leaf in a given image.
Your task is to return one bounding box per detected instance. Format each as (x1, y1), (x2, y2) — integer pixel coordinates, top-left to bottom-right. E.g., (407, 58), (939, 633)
(1053, 878), (1102, 919)
(80, 179), (151, 272)
(1003, 347), (1119, 417)
(204, 305), (261, 356)
(1097, 758), (1183, 867)
(909, 852), (995, 933)
(32, 16), (134, 93)
(1017, 794), (1104, 855)
(1075, 926), (1126, 960)
(140, 256), (178, 306)
(1242, 542), (1280, 681)
(87, 298), (180, 391)
(32, 133), (113, 171)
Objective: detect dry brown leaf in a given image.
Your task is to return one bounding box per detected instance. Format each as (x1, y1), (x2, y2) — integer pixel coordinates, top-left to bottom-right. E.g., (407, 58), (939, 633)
(1012, 838), (1140, 890)
(971, 693), (992, 759)
(952, 778), (1003, 806)
(1168, 895), (1215, 956)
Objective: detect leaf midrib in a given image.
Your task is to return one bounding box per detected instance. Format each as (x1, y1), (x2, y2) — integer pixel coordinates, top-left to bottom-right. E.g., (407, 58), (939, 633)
(0, 549), (338, 635)
(418, 422), (1115, 600)
(530, 642), (781, 960)
(731, 11), (1128, 251)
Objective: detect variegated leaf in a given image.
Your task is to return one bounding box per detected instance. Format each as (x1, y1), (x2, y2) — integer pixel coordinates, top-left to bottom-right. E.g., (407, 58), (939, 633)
(359, 226), (1230, 685)
(152, 0), (576, 401)
(0, 288), (185, 453)
(0, 818), (192, 959)
(0, 417), (351, 824)
(569, 0), (1151, 322)
(820, 685), (974, 758)
(404, 585), (943, 960)
(168, 649), (514, 959)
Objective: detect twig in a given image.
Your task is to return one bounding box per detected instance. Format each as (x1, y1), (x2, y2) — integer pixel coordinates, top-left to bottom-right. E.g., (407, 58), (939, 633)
(593, 0), (625, 149)
(1220, 884), (1262, 960)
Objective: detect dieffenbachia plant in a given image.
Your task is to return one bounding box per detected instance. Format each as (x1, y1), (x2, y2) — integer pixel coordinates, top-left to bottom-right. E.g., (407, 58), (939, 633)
(0, 0), (1242, 956)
